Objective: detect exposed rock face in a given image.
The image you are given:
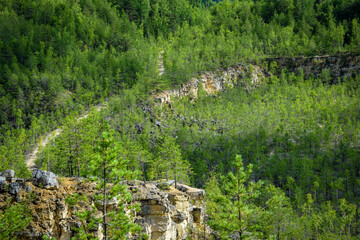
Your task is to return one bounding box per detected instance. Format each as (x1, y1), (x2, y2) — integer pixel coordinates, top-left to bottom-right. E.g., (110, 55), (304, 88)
(133, 182), (207, 239)
(265, 54), (360, 81)
(154, 64), (265, 104)
(154, 54), (360, 105)
(0, 170), (208, 240)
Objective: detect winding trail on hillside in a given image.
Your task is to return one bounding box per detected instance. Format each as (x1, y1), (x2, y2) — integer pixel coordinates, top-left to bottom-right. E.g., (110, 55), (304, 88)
(26, 51), (166, 170)
(25, 105), (105, 170)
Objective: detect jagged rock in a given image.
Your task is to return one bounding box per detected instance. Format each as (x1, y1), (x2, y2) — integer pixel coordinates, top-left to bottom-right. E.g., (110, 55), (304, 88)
(1, 169), (15, 179)
(129, 186), (139, 193)
(187, 189), (205, 200)
(171, 210), (187, 223)
(192, 208), (202, 223)
(32, 169), (59, 190)
(9, 182), (22, 195)
(25, 184), (32, 193)
(95, 196), (119, 212)
(0, 176), (5, 183)
(154, 63), (264, 105)
(176, 184), (189, 192)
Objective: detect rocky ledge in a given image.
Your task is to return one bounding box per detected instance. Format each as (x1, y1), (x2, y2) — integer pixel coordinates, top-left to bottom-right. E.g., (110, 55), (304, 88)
(154, 63), (265, 105)
(0, 170), (209, 240)
(154, 54), (360, 106)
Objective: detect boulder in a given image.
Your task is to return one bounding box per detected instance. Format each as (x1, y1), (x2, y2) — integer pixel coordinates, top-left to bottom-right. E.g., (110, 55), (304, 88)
(32, 169), (59, 190)
(1, 169), (15, 179)
(10, 182), (22, 195)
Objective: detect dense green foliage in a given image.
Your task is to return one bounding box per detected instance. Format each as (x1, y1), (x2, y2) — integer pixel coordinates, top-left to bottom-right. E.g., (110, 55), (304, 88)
(37, 70), (360, 238)
(206, 155), (263, 239)
(1, 0), (360, 238)
(206, 155), (359, 239)
(2, 0), (360, 176)
(0, 202), (32, 239)
(0, 0), (158, 176)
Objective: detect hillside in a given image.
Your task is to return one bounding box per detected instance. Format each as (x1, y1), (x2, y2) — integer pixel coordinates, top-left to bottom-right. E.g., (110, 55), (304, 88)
(1, 0), (360, 239)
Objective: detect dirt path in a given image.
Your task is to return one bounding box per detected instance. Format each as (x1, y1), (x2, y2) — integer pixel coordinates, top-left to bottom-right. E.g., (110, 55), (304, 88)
(26, 50), (165, 170)
(25, 105), (105, 170)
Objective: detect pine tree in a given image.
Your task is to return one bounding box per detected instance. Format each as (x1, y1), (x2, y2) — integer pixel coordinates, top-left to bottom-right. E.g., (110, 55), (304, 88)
(89, 129), (141, 239)
(152, 135), (191, 187)
(205, 154), (263, 239)
(0, 203), (32, 239)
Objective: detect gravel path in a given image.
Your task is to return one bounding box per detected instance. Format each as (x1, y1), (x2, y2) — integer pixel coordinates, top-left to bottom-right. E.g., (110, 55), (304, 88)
(25, 105), (104, 170)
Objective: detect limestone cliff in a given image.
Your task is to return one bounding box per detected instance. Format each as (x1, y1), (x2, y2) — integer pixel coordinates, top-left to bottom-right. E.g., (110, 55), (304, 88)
(0, 170), (209, 240)
(154, 54), (360, 105)
(154, 64), (266, 105)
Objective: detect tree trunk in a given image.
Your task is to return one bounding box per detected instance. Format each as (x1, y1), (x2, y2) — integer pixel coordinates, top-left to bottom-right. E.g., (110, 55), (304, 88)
(238, 165), (243, 240)
(103, 157), (107, 240)
(142, 161), (146, 184)
(76, 126), (80, 178)
(174, 162), (177, 188)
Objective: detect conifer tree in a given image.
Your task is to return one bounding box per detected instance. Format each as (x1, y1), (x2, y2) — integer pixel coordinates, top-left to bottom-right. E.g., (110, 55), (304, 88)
(0, 203), (32, 239)
(205, 154), (263, 239)
(152, 135), (191, 187)
(89, 129), (141, 239)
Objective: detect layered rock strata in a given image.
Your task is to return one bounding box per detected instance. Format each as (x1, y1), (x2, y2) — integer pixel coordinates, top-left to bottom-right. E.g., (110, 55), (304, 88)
(0, 170), (208, 240)
(154, 54), (360, 105)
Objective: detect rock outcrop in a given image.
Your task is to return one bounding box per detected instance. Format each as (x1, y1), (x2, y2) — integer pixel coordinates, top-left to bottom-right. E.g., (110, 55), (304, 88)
(154, 64), (265, 105)
(133, 182), (207, 239)
(154, 54), (360, 105)
(0, 170), (209, 240)
(265, 54), (360, 81)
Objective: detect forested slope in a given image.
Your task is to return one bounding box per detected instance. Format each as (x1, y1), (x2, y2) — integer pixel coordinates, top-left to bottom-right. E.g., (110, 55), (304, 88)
(1, 0), (360, 239)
